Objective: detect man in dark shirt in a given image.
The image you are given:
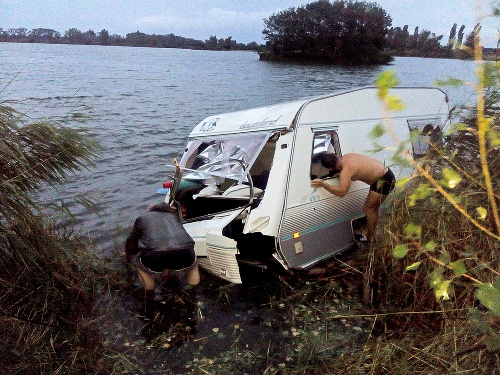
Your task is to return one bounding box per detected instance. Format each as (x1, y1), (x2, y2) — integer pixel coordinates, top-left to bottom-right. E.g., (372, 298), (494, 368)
(125, 202), (200, 296)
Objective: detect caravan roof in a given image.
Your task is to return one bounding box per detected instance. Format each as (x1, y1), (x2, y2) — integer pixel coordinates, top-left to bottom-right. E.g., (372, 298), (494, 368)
(188, 86), (448, 138)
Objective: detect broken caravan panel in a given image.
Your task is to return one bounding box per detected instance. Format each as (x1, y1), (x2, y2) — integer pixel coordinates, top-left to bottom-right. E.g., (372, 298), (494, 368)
(165, 86), (450, 283)
(166, 100), (303, 283)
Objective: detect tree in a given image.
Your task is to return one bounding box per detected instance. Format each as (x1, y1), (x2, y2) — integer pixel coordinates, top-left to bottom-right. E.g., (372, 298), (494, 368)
(7, 28), (28, 42)
(64, 28), (83, 44)
(387, 26), (410, 52)
(221, 36), (236, 50)
(464, 23), (481, 50)
(98, 29), (110, 45)
(448, 23), (457, 49)
(108, 33), (125, 45)
(205, 35), (218, 49)
(262, 0), (392, 64)
(125, 31), (153, 46)
(82, 29), (97, 45)
(28, 28), (61, 43)
(456, 24), (465, 48)
(1, 24), (259, 51)
(245, 41), (260, 51)
(406, 26), (419, 50)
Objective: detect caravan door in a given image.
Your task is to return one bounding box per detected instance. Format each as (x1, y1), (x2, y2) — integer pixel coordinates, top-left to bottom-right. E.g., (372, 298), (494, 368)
(279, 128), (366, 269)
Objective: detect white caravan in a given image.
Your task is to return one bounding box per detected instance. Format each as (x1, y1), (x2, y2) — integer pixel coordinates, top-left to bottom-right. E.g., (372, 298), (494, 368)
(164, 87), (449, 283)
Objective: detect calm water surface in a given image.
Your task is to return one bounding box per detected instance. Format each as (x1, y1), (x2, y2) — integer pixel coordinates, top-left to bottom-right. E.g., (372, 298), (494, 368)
(0, 43), (477, 251)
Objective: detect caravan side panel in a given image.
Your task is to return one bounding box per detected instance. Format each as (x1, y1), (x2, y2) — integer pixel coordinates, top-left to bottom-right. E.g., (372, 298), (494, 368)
(279, 87), (449, 269)
(279, 127), (366, 269)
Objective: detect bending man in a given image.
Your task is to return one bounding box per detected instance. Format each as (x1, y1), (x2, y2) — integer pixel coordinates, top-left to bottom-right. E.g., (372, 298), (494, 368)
(310, 153), (396, 242)
(125, 202), (200, 299)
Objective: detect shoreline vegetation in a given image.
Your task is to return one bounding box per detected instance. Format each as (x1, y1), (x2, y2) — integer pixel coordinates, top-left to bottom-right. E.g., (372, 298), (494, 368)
(2, 0), (499, 64)
(259, 0), (498, 64)
(0, 27), (262, 52)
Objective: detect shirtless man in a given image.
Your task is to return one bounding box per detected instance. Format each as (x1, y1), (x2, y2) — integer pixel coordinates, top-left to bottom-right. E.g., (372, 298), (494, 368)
(310, 153), (396, 242)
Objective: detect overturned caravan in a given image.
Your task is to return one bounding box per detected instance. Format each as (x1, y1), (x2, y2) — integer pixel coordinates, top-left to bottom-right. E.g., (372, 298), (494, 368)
(164, 87), (449, 283)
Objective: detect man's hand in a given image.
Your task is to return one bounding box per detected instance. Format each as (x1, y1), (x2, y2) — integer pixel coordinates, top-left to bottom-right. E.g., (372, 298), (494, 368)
(311, 179), (324, 188)
(311, 177), (348, 197)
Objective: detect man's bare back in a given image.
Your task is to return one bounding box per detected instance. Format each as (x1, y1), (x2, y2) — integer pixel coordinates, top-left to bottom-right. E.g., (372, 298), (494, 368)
(337, 153), (387, 185)
(310, 152), (395, 242)
(311, 153), (388, 198)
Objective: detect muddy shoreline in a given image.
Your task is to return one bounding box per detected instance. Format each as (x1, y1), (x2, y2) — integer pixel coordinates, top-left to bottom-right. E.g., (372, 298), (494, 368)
(99, 245), (374, 373)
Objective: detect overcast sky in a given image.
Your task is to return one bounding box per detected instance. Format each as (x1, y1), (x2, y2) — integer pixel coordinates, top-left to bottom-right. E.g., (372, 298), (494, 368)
(1, 0), (498, 46)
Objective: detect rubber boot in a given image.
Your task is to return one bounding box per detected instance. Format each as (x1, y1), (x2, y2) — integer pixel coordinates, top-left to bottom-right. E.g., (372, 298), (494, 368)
(142, 289), (156, 318)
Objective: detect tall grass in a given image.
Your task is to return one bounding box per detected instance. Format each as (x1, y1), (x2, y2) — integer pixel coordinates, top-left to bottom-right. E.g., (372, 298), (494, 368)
(0, 103), (124, 374)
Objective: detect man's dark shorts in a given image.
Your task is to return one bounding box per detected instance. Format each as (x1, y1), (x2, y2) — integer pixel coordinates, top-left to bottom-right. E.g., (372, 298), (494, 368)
(139, 246), (196, 273)
(369, 168), (396, 195)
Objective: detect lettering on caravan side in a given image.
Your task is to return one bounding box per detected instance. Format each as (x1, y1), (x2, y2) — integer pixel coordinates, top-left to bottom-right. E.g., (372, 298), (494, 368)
(200, 118), (219, 132)
(239, 116), (282, 130)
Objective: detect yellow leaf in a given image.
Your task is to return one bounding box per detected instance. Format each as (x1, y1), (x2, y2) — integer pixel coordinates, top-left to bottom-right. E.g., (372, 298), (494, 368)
(386, 95), (405, 111)
(405, 261), (422, 271)
(441, 167), (462, 188)
(477, 207), (487, 220)
(434, 280), (452, 301)
(376, 70), (399, 100)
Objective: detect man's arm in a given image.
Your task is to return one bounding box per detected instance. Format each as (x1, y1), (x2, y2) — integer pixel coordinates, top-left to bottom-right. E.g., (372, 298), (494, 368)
(124, 217), (142, 261)
(311, 169), (351, 197)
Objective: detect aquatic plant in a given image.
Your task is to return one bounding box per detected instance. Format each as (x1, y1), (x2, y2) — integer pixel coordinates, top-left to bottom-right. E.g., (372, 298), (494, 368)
(0, 102), (126, 374)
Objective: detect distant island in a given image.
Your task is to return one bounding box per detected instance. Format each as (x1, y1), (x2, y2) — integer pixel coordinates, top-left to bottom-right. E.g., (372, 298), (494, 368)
(1, 0), (498, 64)
(260, 0), (498, 64)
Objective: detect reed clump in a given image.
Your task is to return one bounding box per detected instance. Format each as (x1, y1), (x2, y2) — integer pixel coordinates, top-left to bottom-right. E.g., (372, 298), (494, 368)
(337, 77), (500, 373)
(0, 103), (125, 374)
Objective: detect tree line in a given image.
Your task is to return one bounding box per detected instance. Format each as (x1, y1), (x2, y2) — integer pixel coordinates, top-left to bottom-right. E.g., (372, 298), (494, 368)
(2, 1), (496, 63)
(0, 27), (261, 51)
(261, 0), (392, 64)
(386, 23), (482, 59)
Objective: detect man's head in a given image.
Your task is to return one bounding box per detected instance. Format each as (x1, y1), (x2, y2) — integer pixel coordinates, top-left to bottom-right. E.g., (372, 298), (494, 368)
(321, 153), (339, 170)
(148, 201), (177, 213)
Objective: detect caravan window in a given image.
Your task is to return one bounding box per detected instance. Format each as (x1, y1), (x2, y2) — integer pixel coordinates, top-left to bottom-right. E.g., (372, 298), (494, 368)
(180, 133), (270, 186)
(407, 119), (443, 159)
(310, 132), (341, 179)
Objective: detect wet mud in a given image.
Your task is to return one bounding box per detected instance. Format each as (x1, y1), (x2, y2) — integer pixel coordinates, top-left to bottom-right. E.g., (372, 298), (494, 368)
(100, 245), (374, 374)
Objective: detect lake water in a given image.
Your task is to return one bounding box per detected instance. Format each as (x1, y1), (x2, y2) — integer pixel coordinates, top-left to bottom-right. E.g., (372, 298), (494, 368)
(0, 43), (478, 254)
(0, 42), (481, 370)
